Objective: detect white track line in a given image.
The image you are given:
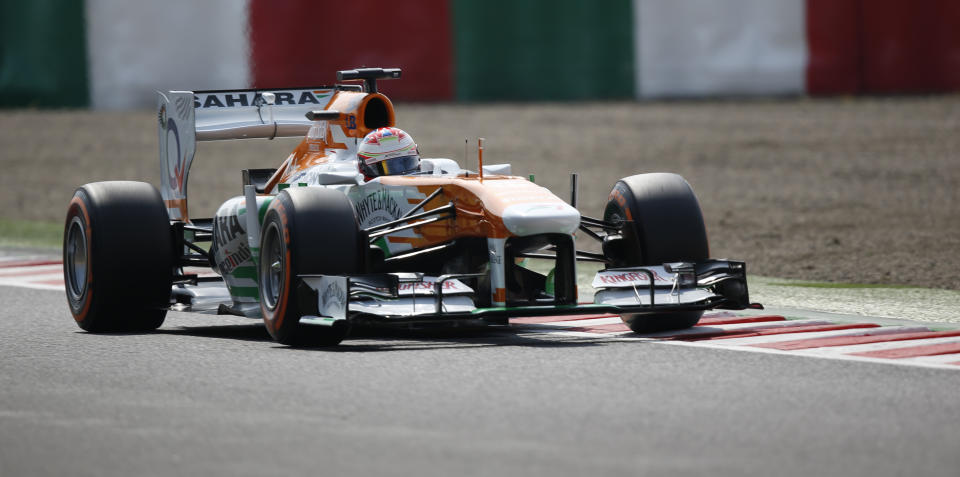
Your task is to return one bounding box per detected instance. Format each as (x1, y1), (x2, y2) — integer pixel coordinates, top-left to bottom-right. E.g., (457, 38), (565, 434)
(898, 354), (960, 365)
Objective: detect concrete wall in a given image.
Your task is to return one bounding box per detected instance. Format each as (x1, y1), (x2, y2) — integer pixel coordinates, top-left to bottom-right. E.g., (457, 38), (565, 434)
(635, 0), (807, 97)
(86, 0), (249, 109)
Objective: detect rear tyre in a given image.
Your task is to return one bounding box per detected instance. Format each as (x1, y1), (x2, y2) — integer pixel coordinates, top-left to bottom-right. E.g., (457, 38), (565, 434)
(602, 173), (709, 333)
(63, 181), (173, 332)
(258, 187), (363, 346)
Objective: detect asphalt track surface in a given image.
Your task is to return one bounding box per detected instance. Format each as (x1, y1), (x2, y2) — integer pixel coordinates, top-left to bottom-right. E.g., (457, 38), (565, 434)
(3, 285), (960, 477)
(4, 97), (958, 475)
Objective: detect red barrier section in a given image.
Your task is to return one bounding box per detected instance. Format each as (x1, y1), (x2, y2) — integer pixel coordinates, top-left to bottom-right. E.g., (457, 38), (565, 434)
(861, 0), (960, 92)
(807, 0), (960, 94)
(806, 0), (860, 94)
(248, 0), (453, 101)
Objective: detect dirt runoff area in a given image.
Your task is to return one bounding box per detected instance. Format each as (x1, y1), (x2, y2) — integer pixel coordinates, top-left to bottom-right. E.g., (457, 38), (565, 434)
(1, 96), (958, 290)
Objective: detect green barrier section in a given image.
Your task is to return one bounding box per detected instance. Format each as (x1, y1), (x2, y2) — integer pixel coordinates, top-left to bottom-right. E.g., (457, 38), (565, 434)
(452, 0), (634, 101)
(0, 1), (89, 107)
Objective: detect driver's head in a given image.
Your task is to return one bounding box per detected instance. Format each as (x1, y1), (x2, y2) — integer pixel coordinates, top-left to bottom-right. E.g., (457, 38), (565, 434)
(357, 127), (420, 179)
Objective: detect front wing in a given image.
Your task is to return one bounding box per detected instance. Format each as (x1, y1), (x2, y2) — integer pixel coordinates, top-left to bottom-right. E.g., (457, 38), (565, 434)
(296, 260), (752, 328)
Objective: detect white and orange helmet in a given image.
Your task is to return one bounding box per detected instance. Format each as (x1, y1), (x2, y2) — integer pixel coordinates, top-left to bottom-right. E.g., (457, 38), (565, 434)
(357, 127), (420, 179)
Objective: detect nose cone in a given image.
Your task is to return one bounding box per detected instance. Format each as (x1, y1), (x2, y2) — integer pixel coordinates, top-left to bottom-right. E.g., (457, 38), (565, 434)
(502, 202), (581, 236)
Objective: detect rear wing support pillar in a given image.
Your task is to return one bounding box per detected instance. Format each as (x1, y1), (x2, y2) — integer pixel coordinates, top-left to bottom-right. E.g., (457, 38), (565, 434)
(157, 91), (196, 221)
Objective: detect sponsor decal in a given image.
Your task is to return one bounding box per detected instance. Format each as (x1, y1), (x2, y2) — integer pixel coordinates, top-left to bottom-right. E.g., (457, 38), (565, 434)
(163, 117), (186, 192)
(398, 281), (463, 292)
(594, 269), (670, 286)
(355, 278), (473, 297)
(194, 90), (332, 109)
(304, 276), (349, 319)
(159, 94), (194, 195)
(368, 278), (473, 296)
(174, 95), (191, 119)
(220, 243), (252, 275)
(215, 214), (245, 247)
(321, 280), (347, 311)
(354, 189), (403, 226)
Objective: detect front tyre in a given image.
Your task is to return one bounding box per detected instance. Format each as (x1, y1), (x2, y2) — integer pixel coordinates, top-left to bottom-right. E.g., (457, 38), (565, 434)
(603, 173), (709, 333)
(258, 187), (363, 346)
(63, 181), (173, 332)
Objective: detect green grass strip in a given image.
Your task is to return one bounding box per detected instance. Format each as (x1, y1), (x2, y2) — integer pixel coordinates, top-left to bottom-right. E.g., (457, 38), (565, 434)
(766, 281), (919, 290)
(0, 218), (62, 248)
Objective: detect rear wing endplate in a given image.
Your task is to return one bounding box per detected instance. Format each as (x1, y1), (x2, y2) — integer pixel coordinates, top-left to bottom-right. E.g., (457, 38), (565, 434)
(157, 86), (343, 221)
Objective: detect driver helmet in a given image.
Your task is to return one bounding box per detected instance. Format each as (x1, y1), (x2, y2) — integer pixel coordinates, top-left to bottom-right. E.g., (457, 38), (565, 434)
(357, 127), (420, 179)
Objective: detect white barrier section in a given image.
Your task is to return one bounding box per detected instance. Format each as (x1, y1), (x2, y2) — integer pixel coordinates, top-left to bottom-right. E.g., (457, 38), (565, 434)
(86, 0), (250, 109)
(634, 0), (807, 98)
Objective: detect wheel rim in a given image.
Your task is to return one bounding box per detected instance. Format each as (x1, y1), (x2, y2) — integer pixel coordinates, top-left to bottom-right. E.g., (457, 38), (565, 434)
(260, 222), (284, 310)
(65, 216), (88, 301)
(606, 210), (625, 228)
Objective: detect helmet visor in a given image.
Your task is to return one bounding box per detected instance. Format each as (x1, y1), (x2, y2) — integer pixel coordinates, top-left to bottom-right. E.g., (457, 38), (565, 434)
(373, 155), (419, 176)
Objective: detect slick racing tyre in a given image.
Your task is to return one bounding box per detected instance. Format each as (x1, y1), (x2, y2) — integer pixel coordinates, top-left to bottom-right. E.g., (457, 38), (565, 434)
(258, 187), (364, 346)
(63, 181), (173, 332)
(602, 173), (709, 333)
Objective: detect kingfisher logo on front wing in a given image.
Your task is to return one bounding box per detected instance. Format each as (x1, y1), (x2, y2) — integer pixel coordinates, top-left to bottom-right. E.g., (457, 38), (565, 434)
(592, 269), (672, 288)
(376, 278), (474, 296)
(194, 89), (332, 109)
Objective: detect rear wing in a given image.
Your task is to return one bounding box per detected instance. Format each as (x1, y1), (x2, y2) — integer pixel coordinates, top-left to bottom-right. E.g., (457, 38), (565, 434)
(157, 86), (355, 221)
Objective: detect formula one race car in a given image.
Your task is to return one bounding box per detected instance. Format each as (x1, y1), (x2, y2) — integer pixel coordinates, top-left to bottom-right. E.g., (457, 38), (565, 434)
(63, 67), (753, 346)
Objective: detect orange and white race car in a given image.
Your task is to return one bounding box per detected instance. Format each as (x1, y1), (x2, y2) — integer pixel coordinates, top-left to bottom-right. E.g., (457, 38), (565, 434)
(63, 68), (754, 346)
